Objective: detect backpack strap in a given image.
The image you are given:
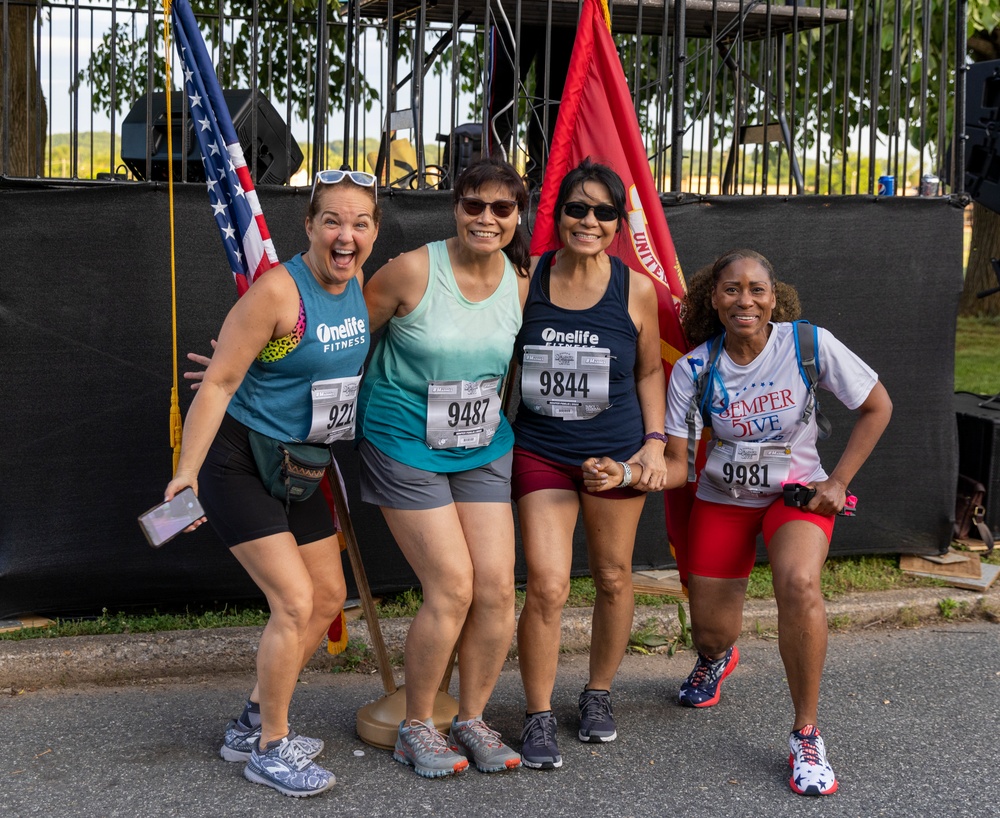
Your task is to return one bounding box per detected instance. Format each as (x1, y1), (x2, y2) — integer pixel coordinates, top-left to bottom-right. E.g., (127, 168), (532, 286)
(792, 319), (832, 440)
(685, 334), (725, 482)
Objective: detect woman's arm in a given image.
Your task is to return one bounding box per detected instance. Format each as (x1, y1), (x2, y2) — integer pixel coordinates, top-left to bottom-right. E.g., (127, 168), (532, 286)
(583, 433), (689, 493)
(363, 246), (431, 332)
(165, 273), (288, 499)
(807, 380), (893, 515)
(625, 272), (668, 490)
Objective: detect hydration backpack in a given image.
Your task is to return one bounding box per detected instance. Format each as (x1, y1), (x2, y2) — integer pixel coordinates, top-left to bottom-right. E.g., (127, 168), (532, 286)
(684, 320), (832, 481)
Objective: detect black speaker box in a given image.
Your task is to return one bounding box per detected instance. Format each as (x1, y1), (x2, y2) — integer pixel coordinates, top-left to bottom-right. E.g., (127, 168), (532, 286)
(955, 391), (1000, 536)
(964, 60), (1000, 214)
(121, 90), (302, 185)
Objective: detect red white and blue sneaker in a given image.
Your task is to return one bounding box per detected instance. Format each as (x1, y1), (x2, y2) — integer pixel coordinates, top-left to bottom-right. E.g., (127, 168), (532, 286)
(678, 645), (740, 707)
(789, 724), (838, 796)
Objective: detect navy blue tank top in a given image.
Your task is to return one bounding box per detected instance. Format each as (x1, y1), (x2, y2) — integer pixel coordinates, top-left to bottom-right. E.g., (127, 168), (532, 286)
(512, 251), (643, 465)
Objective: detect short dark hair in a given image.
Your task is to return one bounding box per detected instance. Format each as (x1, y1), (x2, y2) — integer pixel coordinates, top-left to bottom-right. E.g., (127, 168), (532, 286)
(552, 157), (628, 239)
(452, 156), (530, 274)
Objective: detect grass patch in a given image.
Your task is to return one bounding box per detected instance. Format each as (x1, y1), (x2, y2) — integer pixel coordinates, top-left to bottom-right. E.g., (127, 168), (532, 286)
(0, 605), (270, 641)
(956, 316), (1000, 395)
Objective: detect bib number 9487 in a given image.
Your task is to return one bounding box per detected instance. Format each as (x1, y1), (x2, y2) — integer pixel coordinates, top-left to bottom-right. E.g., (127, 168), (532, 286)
(426, 377), (502, 449)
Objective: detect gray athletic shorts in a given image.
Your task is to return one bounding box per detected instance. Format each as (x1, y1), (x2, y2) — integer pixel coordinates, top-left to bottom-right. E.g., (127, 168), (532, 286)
(358, 438), (513, 510)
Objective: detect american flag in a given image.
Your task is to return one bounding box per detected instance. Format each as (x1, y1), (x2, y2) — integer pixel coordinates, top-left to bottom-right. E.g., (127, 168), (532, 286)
(170, 0), (278, 296)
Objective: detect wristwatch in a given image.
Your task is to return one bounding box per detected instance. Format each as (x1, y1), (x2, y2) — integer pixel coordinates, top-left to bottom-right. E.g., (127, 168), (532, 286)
(618, 461), (633, 488)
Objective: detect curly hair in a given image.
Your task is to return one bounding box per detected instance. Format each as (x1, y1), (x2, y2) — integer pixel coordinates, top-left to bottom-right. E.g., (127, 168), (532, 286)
(681, 249), (801, 347)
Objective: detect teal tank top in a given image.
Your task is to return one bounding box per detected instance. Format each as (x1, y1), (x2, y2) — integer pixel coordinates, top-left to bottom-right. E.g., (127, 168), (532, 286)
(228, 253), (369, 442)
(358, 240), (522, 472)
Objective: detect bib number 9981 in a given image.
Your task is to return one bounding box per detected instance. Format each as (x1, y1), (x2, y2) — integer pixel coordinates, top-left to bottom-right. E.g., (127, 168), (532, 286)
(721, 462), (771, 487)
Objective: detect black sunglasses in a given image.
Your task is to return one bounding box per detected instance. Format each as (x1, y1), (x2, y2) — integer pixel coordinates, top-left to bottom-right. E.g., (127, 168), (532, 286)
(562, 201), (620, 222)
(459, 197), (518, 219)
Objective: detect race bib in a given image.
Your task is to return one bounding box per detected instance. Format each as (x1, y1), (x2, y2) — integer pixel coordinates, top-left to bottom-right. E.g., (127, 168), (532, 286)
(520, 345), (611, 420)
(425, 377), (502, 449)
(306, 374), (362, 444)
(703, 439), (791, 500)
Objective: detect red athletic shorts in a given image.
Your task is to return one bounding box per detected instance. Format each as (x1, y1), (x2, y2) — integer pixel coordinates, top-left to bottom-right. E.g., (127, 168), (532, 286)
(686, 496), (835, 579)
(511, 446), (642, 502)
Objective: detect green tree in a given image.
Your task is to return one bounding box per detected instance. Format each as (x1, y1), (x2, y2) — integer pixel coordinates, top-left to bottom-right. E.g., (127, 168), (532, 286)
(77, 0), (380, 147)
(0, 5), (47, 176)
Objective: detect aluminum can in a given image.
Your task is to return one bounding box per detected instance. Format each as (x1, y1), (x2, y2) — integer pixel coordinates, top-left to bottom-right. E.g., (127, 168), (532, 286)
(877, 175), (895, 196)
(920, 173), (940, 196)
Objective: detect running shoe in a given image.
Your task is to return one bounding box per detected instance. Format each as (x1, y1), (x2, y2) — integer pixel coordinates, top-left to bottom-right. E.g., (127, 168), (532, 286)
(519, 711), (563, 770)
(578, 689), (617, 743)
(789, 724), (838, 796)
(220, 720), (324, 763)
(393, 719), (470, 778)
(678, 645), (740, 707)
(243, 734), (336, 797)
(447, 716), (521, 773)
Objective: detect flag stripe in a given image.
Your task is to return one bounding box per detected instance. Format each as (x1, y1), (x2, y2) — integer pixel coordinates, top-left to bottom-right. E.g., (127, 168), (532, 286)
(170, 0), (278, 294)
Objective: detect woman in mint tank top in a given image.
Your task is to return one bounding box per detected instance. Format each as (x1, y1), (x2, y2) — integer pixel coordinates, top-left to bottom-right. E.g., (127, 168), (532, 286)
(165, 172), (379, 797)
(357, 157), (530, 778)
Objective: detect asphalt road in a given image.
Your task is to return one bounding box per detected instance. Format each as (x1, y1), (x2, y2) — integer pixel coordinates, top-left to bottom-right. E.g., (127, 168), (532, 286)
(2, 620), (998, 818)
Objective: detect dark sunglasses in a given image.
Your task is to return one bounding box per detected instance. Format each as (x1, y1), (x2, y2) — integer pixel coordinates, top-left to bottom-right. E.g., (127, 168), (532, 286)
(459, 197), (518, 219)
(310, 169), (378, 204)
(562, 201), (620, 222)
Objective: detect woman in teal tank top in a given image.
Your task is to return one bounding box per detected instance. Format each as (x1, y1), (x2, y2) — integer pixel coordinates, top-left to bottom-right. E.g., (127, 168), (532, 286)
(165, 173), (380, 797)
(357, 158), (530, 777)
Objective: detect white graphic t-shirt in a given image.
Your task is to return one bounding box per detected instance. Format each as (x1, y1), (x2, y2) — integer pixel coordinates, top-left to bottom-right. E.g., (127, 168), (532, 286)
(665, 322), (878, 507)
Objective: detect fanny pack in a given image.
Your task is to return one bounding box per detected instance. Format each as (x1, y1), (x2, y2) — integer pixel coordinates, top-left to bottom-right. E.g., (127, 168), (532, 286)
(247, 429), (332, 510)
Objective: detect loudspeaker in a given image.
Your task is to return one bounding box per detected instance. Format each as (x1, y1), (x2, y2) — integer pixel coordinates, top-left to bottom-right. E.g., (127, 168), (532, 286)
(955, 391), (1000, 536)
(437, 123), (482, 189)
(964, 60), (1000, 214)
(121, 90), (303, 185)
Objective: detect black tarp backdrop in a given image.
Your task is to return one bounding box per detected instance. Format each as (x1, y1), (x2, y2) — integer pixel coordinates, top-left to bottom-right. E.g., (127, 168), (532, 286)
(0, 185), (962, 618)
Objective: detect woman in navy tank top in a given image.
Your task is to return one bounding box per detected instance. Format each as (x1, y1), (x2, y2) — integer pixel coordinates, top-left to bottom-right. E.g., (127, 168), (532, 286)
(511, 159), (668, 768)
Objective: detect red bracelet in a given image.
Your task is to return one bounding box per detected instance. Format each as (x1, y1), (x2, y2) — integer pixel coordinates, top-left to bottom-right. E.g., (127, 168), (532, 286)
(642, 432), (667, 444)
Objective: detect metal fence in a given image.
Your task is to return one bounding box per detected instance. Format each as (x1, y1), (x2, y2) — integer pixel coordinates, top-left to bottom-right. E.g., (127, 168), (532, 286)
(0, 0), (971, 196)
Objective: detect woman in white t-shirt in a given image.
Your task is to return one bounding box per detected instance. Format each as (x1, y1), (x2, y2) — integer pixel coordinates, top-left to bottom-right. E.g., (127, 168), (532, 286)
(583, 249), (892, 797)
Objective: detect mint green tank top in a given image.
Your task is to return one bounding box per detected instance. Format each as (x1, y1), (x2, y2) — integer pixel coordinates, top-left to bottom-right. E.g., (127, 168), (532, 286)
(358, 240), (522, 472)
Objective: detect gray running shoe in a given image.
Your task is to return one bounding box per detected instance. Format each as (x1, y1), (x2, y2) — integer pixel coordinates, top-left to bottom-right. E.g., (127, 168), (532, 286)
(243, 734), (335, 797)
(393, 719), (469, 778)
(519, 711), (563, 770)
(220, 720), (324, 762)
(447, 716), (522, 773)
(578, 689), (617, 743)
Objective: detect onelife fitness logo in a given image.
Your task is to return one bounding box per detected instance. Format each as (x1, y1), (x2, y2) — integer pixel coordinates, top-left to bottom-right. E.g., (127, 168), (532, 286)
(540, 328), (600, 346)
(317, 315), (366, 353)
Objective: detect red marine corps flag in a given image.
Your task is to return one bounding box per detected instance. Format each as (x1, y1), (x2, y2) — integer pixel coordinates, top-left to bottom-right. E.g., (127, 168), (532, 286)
(530, 0), (698, 584)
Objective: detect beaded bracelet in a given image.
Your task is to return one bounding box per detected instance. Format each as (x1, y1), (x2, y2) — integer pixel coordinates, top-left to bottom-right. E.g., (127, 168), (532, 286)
(642, 431), (667, 444)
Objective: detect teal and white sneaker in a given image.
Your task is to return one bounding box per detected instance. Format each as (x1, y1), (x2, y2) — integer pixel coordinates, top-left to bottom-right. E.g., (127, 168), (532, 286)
(447, 716), (522, 773)
(393, 719), (470, 778)
(243, 734), (335, 797)
(220, 720), (324, 763)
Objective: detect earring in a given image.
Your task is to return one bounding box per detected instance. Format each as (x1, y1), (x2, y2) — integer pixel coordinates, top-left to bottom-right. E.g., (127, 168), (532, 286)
(518, 215), (522, 225)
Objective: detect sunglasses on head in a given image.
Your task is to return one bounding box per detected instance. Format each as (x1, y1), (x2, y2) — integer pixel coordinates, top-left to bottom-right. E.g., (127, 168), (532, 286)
(562, 201), (619, 222)
(458, 197), (518, 219)
(310, 169), (378, 204)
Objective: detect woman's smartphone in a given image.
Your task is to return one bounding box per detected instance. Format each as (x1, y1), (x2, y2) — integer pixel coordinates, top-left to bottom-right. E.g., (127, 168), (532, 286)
(138, 487), (206, 548)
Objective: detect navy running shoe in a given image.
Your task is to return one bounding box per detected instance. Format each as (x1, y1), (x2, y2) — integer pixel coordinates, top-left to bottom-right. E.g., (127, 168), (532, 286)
(678, 645), (740, 707)
(578, 689), (617, 743)
(519, 711), (562, 770)
(789, 724), (838, 796)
